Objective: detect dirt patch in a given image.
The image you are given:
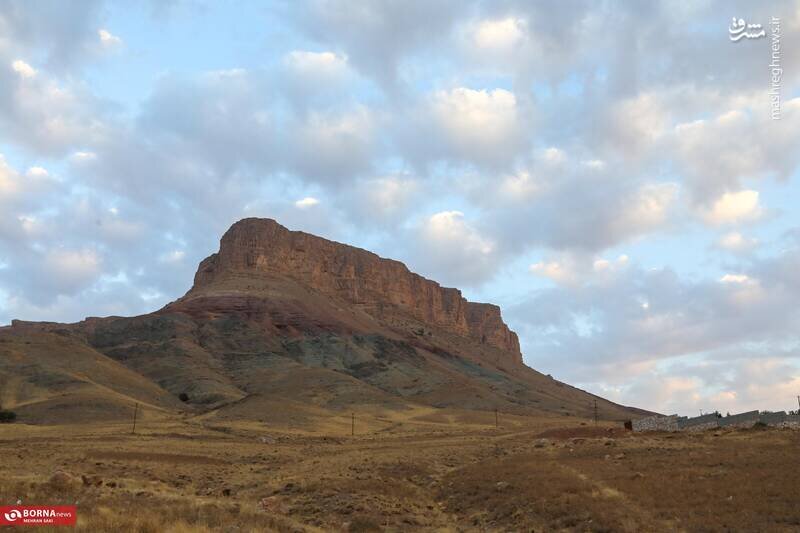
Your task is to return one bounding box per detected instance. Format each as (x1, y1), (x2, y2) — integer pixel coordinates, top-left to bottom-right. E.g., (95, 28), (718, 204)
(86, 450), (229, 465)
(536, 425), (632, 440)
(1, 414), (798, 531)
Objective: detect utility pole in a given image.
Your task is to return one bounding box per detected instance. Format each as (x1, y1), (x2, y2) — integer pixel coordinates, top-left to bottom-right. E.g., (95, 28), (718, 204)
(351, 413), (354, 436)
(593, 400), (598, 426)
(796, 395), (799, 414)
(131, 402), (139, 435)
(495, 408), (498, 428)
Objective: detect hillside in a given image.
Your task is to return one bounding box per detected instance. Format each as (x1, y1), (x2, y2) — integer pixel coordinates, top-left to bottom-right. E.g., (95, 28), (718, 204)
(0, 218), (647, 425)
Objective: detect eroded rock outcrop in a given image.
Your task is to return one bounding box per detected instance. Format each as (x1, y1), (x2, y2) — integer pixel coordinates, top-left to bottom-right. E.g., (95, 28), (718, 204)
(186, 218), (521, 362)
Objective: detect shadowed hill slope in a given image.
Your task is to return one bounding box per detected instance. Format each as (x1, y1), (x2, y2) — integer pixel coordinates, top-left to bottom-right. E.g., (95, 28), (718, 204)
(0, 218), (649, 424)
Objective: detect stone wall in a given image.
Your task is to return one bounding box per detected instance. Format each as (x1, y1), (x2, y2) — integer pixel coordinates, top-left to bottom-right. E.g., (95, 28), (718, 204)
(682, 421), (720, 432)
(776, 418), (800, 429)
(759, 412), (800, 428)
(678, 413), (720, 430)
(633, 410), (800, 432)
(632, 414), (679, 432)
(718, 410), (759, 429)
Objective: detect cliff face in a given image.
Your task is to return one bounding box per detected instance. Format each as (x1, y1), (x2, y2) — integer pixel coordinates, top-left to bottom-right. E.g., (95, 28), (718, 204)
(4, 216), (650, 422)
(188, 218), (521, 361)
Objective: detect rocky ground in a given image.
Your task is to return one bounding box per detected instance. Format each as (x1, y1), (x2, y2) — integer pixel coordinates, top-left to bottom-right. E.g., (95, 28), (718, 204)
(1, 409), (798, 532)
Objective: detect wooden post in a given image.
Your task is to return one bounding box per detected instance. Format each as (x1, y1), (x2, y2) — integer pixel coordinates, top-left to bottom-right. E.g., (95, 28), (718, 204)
(351, 413), (354, 436)
(131, 402), (139, 435)
(594, 400), (598, 426)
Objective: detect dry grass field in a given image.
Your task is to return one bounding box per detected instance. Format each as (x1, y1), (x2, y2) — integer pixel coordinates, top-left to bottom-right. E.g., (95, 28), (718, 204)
(1, 407), (799, 532)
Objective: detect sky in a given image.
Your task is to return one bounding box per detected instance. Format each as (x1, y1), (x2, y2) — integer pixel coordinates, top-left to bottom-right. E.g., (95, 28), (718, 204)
(1, 1), (799, 416)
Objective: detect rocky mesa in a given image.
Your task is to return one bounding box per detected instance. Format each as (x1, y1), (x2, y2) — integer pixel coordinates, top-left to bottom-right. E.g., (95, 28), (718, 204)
(183, 218), (521, 360)
(1, 217), (648, 424)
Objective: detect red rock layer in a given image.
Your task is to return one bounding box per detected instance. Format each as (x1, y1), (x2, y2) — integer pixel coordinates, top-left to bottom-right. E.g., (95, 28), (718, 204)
(189, 218), (521, 362)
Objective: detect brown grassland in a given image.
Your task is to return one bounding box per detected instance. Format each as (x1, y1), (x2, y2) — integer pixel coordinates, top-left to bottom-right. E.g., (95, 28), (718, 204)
(1, 407), (799, 532)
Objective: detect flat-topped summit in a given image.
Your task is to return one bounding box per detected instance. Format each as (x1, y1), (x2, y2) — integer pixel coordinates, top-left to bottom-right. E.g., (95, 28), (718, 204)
(183, 218), (521, 361)
(2, 216), (648, 424)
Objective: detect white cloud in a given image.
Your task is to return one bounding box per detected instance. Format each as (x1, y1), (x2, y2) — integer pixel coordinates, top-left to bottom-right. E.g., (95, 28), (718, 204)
(425, 211), (493, 254)
(44, 248), (102, 292)
(719, 273), (751, 284)
(540, 147), (566, 165)
(0, 156), (20, 198)
(430, 87), (522, 163)
(352, 176), (418, 222)
(592, 259), (611, 271)
(594, 254), (628, 272)
(0, 155), (59, 209)
(1, 0), (799, 414)
(98, 29), (122, 48)
(289, 107), (375, 182)
(583, 159), (605, 169)
(616, 182), (678, 234)
(701, 190), (762, 225)
(11, 59), (36, 78)
(160, 250), (186, 264)
(610, 92), (670, 154)
(410, 211), (497, 286)
(484, 174), (679, 254)
(26, 166), (49, 178)
(70, 151), (97, 162)
(531, 253), (630, 287)
(295, 197), (320, 209)
(607, 358), (800, 415)
(671, 99), (800, 202)
(497, 170), (539, 202)
(1, 60), (104, 155)
(530, 260), (576, 285)
(717, 231), (758, 253)
(472, 17), (526, 50)
(285, 50), (348, 77)
(280, 50), (353, 109)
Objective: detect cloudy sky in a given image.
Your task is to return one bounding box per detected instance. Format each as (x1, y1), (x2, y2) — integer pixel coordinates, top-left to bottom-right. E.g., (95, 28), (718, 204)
(1, 1), (799, 415)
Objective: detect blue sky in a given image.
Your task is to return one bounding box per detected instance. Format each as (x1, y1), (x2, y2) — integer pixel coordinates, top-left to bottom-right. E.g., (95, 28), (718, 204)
(1, 0), (800, 415)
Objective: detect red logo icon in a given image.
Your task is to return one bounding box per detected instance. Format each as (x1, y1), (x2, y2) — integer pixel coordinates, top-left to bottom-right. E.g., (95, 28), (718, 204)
(0, 506), (77, 527)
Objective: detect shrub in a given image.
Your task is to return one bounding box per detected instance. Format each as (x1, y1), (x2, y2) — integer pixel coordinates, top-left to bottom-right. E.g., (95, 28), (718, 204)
(0, 410), (17, 423)
(348, 517), (383, 532)
(179, 393), (189, 402)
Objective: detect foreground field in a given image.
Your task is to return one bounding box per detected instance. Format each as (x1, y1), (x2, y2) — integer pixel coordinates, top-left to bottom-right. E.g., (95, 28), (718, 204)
(1, 408), (798, 532)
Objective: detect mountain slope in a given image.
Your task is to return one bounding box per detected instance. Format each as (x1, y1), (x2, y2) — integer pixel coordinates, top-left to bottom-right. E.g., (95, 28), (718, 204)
(0, 324), (182, 423)
(0, 218), (648, 424)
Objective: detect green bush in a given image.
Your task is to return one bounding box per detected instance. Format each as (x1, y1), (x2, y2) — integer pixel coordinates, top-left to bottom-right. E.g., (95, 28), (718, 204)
(0, 410), (16, 423)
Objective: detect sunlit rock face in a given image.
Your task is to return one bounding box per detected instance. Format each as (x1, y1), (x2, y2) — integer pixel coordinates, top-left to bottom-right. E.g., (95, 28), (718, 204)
(185, 218), (521, 365)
